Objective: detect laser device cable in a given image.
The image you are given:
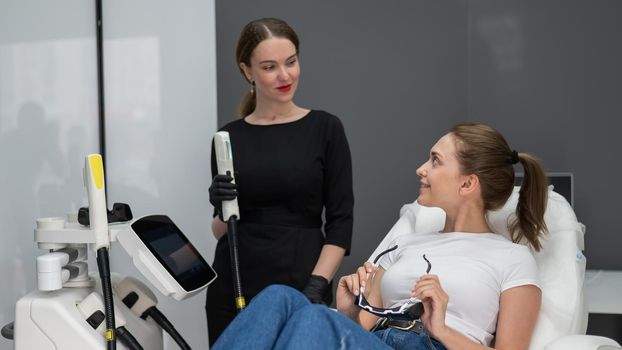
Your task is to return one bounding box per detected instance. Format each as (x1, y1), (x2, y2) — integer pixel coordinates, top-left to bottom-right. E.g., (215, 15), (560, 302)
(118, 277), (191, 350)
(85, 154), (116, 349)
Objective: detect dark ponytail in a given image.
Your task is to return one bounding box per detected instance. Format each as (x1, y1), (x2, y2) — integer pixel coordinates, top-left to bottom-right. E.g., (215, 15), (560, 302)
(451, 123), (548, 251)
(510, 153), (548, 251)
(238, 87), (255, 117)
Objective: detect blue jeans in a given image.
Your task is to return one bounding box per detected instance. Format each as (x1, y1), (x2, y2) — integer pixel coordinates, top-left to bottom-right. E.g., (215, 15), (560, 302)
(212, 284), (447, 350)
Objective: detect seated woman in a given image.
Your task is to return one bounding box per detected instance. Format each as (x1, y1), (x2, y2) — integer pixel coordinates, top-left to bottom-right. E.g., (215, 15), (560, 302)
(211, 123), (546, 350)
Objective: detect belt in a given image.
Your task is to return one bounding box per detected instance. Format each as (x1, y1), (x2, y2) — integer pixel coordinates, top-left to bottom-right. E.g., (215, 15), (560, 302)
(375, 318), (424, 333)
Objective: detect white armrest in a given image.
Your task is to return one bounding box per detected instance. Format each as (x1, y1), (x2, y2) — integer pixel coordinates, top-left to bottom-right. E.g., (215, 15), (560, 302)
(544, 335), (621, 350)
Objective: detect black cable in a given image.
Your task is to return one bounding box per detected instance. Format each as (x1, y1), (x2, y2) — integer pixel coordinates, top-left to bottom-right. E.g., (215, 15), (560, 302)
(95, 0), (108, 196)
(144, 307), (191, 350)
(97, 248), (116, 350)
(1, 322), (13, 340)
(116, 326), (143, 350)
(227, 216), (246, 312)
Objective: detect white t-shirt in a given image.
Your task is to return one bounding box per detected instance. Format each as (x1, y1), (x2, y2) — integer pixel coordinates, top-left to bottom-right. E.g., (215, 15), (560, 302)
(376, 231), (540, 346)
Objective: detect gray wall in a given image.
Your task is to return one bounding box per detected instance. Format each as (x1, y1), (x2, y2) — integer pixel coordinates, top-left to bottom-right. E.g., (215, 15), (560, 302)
(467, 0), (622, 270)
(215, 0), (468, 282)
(216, 0), (622, 272)
(216, 0), (622, 342)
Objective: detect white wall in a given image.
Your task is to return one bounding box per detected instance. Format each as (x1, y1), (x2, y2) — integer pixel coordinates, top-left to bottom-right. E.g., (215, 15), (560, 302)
(0, 1), (217, 349)
(103, 1), (218, 348)
(0, 1), (100, 348)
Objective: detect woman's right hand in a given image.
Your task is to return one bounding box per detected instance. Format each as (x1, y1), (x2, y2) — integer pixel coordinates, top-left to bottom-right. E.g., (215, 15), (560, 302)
(336, 262), (378, 317)
(208, 174), (237, 219)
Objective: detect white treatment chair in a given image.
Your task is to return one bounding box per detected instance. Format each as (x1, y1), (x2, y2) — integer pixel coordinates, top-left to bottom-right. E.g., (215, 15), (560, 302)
(369, 186), (621, 350)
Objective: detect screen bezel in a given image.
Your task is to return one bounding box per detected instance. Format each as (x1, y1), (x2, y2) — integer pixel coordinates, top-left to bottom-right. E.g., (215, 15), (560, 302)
(130, 215), (216, 292)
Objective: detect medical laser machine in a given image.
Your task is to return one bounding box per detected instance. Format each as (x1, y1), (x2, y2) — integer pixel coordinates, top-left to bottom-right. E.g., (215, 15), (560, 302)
(214, 131), (246, 312)
(3, 154), (217, 350)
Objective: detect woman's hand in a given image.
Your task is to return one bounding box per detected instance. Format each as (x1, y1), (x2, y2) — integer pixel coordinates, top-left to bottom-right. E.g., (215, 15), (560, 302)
(208, 174), (237, 220)
(412, 274), (450, 339)
(336, 262), (374, 316)
(355, 262), (378, 292)
(360, 261), (378, 280)
(336, 273), (361, 319)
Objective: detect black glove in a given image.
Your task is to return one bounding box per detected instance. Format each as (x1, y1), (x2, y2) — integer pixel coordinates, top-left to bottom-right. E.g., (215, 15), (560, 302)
(209, 174), (238, 220)
(302, 274), (329, 304)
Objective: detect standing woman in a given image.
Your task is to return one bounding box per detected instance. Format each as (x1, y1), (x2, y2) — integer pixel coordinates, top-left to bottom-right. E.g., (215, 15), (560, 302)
(205, 18), (354, 345)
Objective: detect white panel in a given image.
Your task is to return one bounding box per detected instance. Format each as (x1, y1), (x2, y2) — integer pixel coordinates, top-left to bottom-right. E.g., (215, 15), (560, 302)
(103, 1), (217, 349)
(0, 2), (99, 349)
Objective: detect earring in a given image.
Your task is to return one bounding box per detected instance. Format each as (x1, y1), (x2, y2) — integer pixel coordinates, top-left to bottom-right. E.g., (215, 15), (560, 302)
(250, 80), (255, 94)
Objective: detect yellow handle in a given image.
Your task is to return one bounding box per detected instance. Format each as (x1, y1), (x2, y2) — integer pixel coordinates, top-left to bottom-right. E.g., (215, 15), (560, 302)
(88, 154), (104, 190)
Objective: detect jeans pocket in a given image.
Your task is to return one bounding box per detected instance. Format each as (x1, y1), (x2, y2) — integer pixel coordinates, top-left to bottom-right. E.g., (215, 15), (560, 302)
(420, 326), (444, 350)
(425, 335), (447, 350)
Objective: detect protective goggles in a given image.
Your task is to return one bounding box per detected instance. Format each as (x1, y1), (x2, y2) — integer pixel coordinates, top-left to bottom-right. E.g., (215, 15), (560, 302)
(355, 245), (431, 318)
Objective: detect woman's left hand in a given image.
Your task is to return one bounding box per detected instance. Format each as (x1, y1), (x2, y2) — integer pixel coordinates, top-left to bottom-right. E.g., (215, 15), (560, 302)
(412, 274), (449, 339)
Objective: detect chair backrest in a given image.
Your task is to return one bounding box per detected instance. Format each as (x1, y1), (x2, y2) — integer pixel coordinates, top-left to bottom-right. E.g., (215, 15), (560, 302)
(368, 186), (587, 350)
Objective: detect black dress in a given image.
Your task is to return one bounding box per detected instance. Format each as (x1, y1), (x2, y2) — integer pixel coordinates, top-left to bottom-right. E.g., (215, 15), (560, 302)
(205, 110), (354, 345)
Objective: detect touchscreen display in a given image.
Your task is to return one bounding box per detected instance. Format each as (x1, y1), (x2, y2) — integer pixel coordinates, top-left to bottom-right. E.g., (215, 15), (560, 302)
(131, 215), (216, 291)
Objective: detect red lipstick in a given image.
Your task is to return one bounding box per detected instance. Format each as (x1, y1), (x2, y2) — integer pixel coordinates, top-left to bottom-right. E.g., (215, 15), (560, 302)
(277, 84), (292, 93)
